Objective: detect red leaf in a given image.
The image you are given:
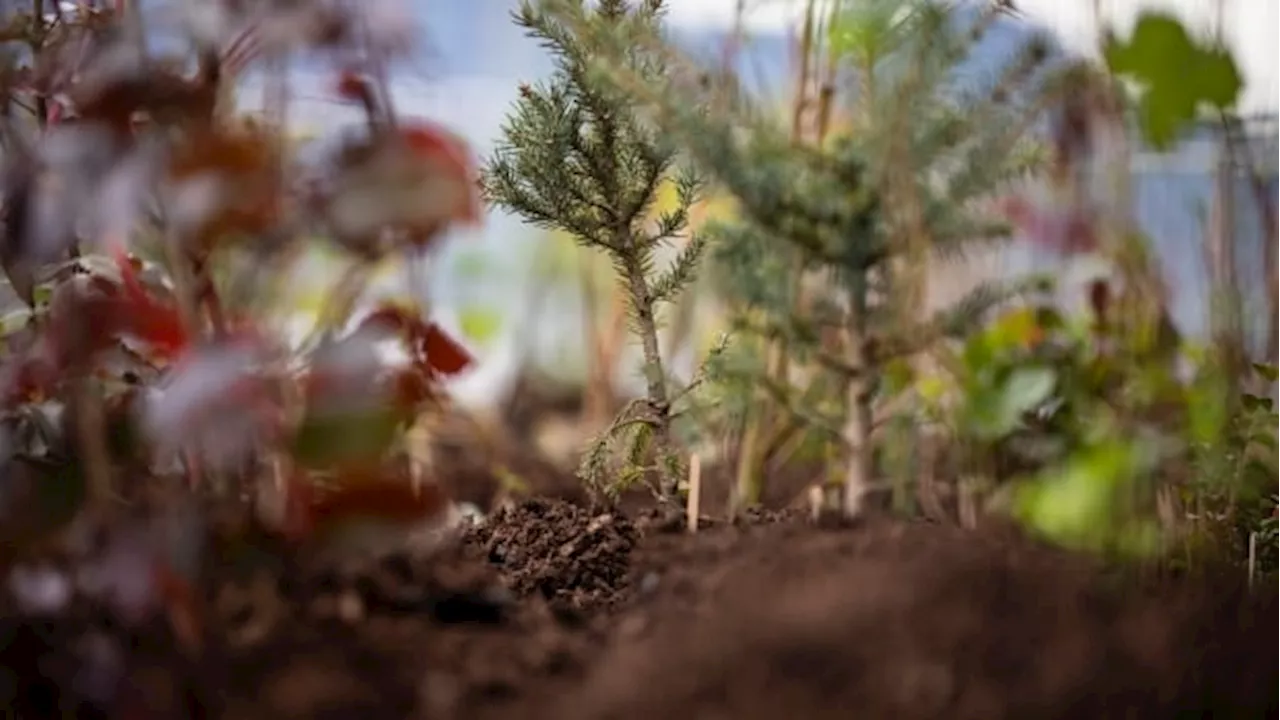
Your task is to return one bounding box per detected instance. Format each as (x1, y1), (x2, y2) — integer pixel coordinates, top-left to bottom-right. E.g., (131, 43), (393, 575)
(360, 304), (421, 336)
(421, 323), (473, 376)
(358, 304), (474, 376)
(391, 366), (438, 410)
(399, 121), (481, 227)
(111, 250), (189, 356)
(312, 477), (449, 526)
(278, 471), (451, 544)
(334, 71), (369, 102)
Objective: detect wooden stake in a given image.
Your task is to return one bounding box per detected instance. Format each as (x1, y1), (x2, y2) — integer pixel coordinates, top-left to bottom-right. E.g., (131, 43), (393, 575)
(685, 454), (702, 534)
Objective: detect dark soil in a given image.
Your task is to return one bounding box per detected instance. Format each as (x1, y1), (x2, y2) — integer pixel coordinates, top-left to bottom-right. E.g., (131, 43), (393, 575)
(0, 497), (1274, 720)
(461, 499), (638, 617)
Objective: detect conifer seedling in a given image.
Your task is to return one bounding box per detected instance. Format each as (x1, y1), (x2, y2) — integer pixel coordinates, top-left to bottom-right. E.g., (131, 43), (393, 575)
(481, 0), (710, 504)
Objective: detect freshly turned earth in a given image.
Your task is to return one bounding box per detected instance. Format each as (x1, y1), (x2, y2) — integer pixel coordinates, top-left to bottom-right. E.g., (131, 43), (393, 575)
(0, 495), (1274, 720)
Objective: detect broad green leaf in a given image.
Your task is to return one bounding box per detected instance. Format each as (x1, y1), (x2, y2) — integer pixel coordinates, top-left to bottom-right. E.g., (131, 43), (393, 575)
(968, 366), (1056, 440)
(1104, 12), (1242, 148)
(1017, 459), (1114, 546)
(1001, 367), (1057, 416)
(1014, 439), (1158, 556)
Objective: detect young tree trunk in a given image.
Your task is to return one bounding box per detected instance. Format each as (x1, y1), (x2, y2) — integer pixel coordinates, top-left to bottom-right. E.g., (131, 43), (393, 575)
(841, 277), (873, 518)
(622, 255), (678, 499)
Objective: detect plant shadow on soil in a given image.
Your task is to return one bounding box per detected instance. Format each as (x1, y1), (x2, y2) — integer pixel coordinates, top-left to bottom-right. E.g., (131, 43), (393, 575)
(0, 491), (1275, 720)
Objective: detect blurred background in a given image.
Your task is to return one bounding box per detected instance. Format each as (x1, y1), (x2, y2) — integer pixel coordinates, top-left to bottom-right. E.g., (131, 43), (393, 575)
(226, 0), (1276, 415)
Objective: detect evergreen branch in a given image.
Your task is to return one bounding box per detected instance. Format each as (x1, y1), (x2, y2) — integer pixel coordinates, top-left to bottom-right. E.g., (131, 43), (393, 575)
(650, 231), (709, 304)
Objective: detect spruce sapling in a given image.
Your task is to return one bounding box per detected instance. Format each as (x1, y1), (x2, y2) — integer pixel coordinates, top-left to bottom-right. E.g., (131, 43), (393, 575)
(481, 0), (708, 504)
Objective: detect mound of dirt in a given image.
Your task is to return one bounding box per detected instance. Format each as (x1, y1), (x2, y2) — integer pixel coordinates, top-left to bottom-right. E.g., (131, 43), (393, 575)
(558, 520), (1278, 720)
(464, 499), (639, 616)
(0, 501), (1272, 720)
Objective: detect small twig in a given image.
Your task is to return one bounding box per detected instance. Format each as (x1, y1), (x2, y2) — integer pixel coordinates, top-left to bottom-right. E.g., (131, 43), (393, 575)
(685, 453), (701, 533)
(30, 0), (47, 128)
(160, 230), (205, 342)
(296, 260), (371, 352)
(74, 380), (114, 506)
(807, 483), (825, 523)
(1247, 531), (1257, 589)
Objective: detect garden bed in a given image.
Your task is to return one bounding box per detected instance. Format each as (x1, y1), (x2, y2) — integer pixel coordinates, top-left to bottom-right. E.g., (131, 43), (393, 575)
(0, 490), (1273, 720)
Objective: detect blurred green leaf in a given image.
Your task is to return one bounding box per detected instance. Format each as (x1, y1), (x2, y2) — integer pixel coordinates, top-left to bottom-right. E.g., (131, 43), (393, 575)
(1014, 438), (1160, 557)
(292, 408), (402, 471)
(882, 357), (915, 397)
(1104, 12), (1242, 148)
(1186, 365), (1228, 447)
(1252, 425), (1278, 452)
(1241, 394), (1274, 414)
(1252, 362), (1278, 383)
(459, 307), (504, 346)
(967, 366), (1056, 440)
(0, 309), (31, 336)
(1002, 367), (1057, 414)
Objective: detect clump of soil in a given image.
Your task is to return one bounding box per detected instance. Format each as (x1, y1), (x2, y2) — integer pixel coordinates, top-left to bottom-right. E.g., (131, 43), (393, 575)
(464, 499), (639, 616)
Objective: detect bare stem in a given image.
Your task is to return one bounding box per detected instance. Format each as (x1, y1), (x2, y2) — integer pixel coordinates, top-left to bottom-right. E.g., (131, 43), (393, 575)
(841, 276), (872, 518)
(621, 252), (677, 499)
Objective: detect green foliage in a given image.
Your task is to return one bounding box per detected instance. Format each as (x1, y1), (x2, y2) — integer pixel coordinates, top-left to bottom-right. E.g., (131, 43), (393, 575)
(828, 0), (917, 63)
(925, 287), (1279, 564)
(482, 0), (709, 503)
(1015, 437), (1163, 557)
(1103, 11), (1243, 148)
(692, 0), (1056, 507)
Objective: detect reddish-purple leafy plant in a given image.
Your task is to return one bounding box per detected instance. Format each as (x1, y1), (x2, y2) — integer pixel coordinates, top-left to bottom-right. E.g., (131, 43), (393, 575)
(0, 0), (480, 657)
